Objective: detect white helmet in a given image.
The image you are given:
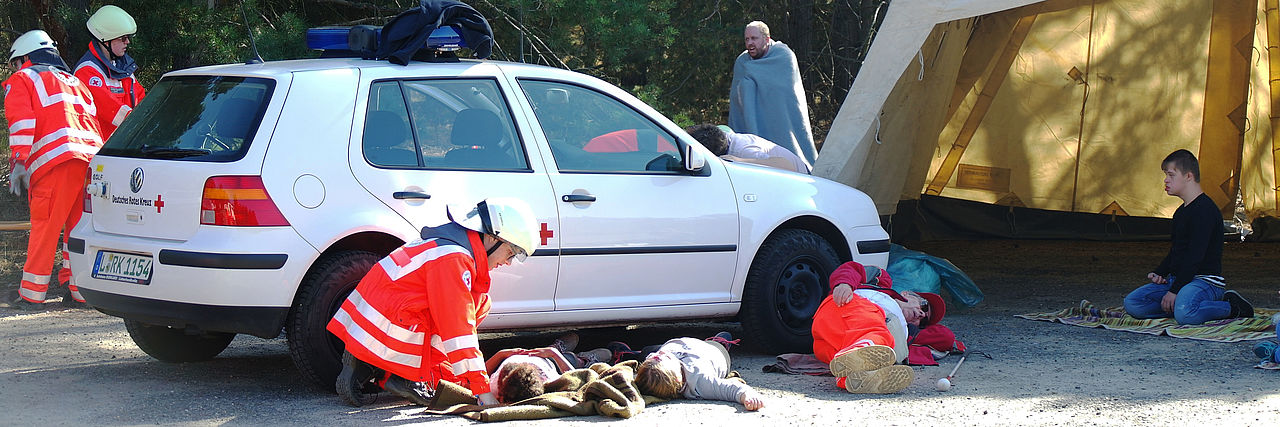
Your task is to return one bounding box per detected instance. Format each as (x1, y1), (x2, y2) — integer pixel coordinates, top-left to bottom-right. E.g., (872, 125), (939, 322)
(449, 197), (540, 262)
(9, 30), (56, 61)
(87, 5), (137, 42)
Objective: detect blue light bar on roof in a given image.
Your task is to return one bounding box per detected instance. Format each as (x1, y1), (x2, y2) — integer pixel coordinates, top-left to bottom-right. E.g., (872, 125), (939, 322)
(306, 27), (350, 51)
(305, 25), (466, 52)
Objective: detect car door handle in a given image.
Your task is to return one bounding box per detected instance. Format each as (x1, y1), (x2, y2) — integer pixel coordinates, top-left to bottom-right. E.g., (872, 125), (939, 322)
(562, 194), (597, 203)
(393, 191), (432, 200)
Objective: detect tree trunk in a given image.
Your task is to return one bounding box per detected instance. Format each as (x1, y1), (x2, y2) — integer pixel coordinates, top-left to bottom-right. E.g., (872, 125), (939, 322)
(786, 0), (815, 96)
(831, 0), (857, 103)
(29, 0), (71, 64)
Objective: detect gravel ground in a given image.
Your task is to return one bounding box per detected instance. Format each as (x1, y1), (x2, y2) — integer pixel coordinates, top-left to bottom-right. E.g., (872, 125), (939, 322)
(1, 239), (1278, 426)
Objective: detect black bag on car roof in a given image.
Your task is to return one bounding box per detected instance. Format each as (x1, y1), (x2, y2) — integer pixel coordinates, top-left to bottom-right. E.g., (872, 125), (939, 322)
(376, 0), (494, 64)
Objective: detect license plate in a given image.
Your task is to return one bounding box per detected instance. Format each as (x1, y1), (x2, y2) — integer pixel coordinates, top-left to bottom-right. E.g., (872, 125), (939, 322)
(92, 250), (154, 285)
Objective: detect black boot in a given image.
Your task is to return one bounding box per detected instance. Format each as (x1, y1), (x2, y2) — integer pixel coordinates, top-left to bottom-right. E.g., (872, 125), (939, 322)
(55, 285), (87, 309)
(336, 351), (381, 407)
(7, 289), (46, 311)
(383, 375), (434, 406)
(1223, 290), (1255, 319)
(8, 298), (47, 311)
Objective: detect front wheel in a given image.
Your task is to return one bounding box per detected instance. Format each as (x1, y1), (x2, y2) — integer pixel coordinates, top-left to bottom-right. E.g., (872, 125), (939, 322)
(287, 250), (380, 391)
(740, 229), (841, 354)
(125, 320), (235, 362)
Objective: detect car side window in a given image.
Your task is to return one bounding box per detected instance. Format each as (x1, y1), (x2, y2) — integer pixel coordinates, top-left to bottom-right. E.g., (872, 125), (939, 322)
(518, 79), (682, 173)
(363, 81), (419, 167)
(362, 79), (528, 171)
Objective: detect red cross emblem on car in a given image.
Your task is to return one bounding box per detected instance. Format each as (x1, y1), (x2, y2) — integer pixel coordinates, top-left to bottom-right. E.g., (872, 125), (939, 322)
(539, 222), (553, 245)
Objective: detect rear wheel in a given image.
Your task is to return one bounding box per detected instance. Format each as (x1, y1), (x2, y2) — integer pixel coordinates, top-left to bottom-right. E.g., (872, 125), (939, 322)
(287, 250), (380, 391)
(740, 229), (841, 354)
(125, 320), (235, 362)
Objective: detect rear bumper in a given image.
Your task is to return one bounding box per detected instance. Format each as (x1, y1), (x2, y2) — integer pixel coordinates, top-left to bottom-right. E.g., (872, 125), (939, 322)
(82, 288), (288, 338)
(68, 218), (318, 307)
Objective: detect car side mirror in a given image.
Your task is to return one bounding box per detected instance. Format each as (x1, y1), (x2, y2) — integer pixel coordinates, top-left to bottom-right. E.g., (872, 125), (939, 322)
(684, 144), (706, 172)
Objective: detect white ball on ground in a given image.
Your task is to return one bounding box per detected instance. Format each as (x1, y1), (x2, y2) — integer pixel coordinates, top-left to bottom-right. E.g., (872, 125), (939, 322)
(935, 377), (951, 391)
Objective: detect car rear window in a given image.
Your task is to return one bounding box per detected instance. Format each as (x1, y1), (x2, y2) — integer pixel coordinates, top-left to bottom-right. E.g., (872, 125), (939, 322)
(99, 76), (275, 162)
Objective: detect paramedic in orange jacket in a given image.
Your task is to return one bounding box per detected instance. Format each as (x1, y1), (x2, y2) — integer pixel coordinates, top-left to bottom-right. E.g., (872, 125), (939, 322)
(327, 198), (541, 407)
(75, 5), (145, 139)
(811, 261), (945, 394)
(6, 30), (104, 310)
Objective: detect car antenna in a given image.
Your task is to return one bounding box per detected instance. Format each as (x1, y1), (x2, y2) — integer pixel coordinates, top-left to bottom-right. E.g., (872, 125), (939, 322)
(239, 1), (265, 64)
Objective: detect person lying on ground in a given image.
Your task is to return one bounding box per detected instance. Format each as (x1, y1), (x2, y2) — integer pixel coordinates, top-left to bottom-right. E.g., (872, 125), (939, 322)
(486, 332), (612, 403)
(633, 333), (765, 411)
(1123, 149), (1254, 324)
(812, 261), (945, 394)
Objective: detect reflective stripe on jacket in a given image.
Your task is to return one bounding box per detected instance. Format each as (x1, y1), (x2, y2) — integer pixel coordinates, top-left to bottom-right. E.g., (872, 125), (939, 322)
(4, 62), (102, 181)
(327, 222), (494, 395)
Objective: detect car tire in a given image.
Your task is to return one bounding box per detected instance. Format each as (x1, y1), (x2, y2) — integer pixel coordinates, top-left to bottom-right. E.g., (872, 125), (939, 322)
(124, 320), (235, 362)
(287, 250), (380, 392)
(740, 229), (841, 354)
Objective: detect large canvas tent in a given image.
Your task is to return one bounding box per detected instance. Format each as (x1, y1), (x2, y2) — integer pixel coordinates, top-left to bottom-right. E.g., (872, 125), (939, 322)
(816, 0), (1279, 240)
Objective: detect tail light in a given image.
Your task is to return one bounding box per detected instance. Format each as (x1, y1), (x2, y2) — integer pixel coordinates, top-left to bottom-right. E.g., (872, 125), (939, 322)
(83, 171), (92, 213)
(200, 176), (289, 226)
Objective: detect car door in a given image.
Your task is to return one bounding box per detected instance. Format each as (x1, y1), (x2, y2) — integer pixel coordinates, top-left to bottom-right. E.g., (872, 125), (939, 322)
(349, 68), (559, 314)
(512, 78), (740, 310)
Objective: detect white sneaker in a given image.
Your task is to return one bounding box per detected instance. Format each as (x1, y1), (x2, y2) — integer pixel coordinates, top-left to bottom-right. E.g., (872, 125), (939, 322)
(843, 365), (914, 394)
(829, 345), (895, 378)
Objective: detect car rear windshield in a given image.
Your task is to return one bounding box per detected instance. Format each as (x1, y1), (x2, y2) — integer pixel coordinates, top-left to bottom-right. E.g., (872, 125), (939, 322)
(99, 75), (275, 162)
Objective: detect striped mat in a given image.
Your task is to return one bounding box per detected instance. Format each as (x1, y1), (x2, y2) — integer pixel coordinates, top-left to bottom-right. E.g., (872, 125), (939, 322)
(1016, 300), (1277, 343)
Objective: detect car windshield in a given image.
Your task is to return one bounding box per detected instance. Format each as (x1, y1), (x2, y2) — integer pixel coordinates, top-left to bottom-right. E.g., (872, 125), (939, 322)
(99, 76), (275, 162)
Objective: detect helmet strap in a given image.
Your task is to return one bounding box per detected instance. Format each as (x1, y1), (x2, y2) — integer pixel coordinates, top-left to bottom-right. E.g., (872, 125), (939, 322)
(476, 200), (494, 235)
(485, 239), (503, 257)
(95, 38), (120, 60)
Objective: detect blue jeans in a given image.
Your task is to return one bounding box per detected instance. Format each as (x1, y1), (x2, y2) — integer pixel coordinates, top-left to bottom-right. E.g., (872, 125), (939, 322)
(1123, 279), (1229, 325)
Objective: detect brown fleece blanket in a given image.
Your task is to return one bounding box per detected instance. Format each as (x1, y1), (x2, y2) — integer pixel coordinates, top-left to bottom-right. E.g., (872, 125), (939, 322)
(420, 360), (666, 422)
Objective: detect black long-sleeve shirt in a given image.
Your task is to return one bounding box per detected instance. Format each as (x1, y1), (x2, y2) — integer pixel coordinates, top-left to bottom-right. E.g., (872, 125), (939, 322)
(1153, 193), (1223, 294)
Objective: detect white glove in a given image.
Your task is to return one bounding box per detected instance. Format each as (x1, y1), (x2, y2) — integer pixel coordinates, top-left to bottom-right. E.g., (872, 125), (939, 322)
(8, 162), (28, 197)
(476, 392), (499, 406)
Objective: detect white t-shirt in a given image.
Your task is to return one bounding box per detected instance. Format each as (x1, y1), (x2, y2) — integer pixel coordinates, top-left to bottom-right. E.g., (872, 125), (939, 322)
(854, 289), (909, 362)
(488, 354), (560, 392)
(725, 131), (812, 174)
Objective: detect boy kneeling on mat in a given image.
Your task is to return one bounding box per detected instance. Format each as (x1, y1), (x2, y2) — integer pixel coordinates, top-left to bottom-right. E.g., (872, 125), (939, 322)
(812, 261), (945, 393)
(1123, 149), (1254, 324)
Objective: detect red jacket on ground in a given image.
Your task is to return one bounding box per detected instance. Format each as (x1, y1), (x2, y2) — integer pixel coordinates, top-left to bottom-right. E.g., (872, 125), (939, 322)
(327, 223), (494, 395)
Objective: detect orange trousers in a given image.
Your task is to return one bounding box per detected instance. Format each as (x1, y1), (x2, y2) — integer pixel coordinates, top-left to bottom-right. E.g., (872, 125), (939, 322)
(811, 294), (895, 364)
(19, 160), (88, 303)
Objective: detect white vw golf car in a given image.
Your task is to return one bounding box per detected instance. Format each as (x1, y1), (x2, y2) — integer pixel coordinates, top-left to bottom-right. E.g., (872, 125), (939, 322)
(69, 29), (889, 389)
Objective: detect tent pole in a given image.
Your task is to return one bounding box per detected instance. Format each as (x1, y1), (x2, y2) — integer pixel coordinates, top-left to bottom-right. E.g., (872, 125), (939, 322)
(1266, 0), (1280, 213)
(925, 12), (1038, 196)
(1070, 0), (1097, 213)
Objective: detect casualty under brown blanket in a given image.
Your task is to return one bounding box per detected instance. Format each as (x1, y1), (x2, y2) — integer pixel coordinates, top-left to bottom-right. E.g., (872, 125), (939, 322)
(420, 360), (666, 422)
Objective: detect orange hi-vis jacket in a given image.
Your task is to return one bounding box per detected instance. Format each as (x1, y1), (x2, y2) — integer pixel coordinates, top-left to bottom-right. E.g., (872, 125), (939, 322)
(5, 62), (103, 182)
(327, 222), (494, 396)
(74, 45), (145, 139)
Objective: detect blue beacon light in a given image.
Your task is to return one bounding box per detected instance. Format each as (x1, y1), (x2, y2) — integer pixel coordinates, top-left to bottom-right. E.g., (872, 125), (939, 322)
(305, 25), (465, 52)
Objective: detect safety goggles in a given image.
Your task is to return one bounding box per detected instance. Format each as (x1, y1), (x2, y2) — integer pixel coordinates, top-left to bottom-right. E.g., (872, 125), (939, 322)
(509, 242), (528, 263)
